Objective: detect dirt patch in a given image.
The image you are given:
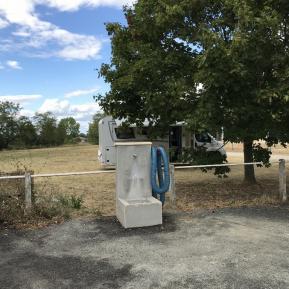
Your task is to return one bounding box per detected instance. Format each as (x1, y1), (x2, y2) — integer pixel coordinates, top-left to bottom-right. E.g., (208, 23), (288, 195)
(174, 179), (280, 211)
(169, 165), (283, 212)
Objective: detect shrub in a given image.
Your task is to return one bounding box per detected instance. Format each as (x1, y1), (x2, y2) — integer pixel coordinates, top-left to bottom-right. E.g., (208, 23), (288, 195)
(58, 195), (83, 210)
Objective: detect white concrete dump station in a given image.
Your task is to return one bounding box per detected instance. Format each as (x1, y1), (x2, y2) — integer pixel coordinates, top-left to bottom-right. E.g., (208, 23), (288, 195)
(115, 142), (162, 228)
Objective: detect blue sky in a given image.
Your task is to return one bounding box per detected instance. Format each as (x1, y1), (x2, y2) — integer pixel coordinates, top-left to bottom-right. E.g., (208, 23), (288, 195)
(0, 0), (134, 132)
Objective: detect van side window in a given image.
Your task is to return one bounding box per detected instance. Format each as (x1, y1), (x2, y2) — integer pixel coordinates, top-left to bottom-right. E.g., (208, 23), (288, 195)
(195, 133), (211, 143)
(115, 127), (135, 139)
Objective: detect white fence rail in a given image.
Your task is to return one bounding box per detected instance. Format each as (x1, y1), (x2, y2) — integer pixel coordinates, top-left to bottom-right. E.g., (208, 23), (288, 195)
(0, 160), (287, 211)
(175, 162), (263, 169)
(0, 170), (115, 211)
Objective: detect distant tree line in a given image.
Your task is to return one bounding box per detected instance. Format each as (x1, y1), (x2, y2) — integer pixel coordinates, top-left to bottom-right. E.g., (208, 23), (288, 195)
(0, 101), (81, 150)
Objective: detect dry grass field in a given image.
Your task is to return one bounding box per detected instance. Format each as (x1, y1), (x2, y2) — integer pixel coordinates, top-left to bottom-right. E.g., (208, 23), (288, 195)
(0, 144), (115, 220)
(0, 143), (288, 227)
(225, 141), (289, 155)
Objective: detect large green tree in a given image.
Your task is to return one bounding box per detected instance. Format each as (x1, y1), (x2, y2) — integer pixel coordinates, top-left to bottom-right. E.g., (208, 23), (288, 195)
(98, 0), (289, 183)
(15, 116), (37, 147)
(34, 112), (58, 146)
(57, 117), (80, 144)
(0, 101), (20, 149)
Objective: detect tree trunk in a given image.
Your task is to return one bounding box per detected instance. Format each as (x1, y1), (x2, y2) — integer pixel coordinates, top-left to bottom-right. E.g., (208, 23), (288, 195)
(243, 139), (256, 184)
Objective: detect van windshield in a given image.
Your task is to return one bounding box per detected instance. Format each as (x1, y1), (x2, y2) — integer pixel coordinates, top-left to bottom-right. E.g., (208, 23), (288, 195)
(115, 127), (135, 139)
(195, 132), (211, 143)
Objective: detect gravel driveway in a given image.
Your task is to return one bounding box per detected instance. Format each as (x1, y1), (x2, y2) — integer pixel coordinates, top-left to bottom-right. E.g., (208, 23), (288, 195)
(1, 207), (289, 289)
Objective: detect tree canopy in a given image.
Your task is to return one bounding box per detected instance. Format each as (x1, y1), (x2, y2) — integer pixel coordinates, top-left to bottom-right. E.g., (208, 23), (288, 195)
(98, 0), (289, 182)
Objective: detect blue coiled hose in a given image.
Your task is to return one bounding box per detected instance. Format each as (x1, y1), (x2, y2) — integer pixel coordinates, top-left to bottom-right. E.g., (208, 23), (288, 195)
(151, 146), (170, 205)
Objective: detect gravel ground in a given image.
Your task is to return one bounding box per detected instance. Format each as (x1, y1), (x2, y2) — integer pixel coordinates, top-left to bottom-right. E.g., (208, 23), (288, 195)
(1, 207), (289, 289)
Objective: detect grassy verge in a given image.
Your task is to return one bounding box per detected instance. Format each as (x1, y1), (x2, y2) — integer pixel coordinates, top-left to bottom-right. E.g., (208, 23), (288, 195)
(0, 144), (288, 229)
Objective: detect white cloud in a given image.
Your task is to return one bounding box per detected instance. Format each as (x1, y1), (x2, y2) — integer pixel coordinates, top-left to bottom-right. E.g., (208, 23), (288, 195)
(0, 0), (135, 27)
(196, 83), (203, 93)
(0, 18), (9, 29)
(65, 87), (99, 98)
(38, 98), (101, 122)
(40, 0), (135, 11)
(9, 21), (102, 60)
(0, 94), (42, 103)
(0, 0), (110, 60)
(20, 109), (35, 117)
(38, 98), (70, 114)
(0, 1), (39, 34)
(36, 97), (103, 131)
(57, 40), (101, 60)
(71, 103), (100, 113)
(6, 60), (22, 70)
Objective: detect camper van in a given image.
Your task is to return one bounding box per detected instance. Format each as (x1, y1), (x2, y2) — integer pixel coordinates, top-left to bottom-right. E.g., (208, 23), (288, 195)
(98, 116), (226, 166)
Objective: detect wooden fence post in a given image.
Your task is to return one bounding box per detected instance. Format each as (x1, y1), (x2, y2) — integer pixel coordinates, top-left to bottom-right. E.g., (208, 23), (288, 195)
(25, 172), (32, 211)
(279, 159), (287, 203)
(169, 164), (176, 208)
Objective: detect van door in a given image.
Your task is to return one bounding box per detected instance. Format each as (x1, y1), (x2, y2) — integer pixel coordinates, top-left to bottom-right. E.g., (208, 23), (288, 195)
(169, 126), (182, 162)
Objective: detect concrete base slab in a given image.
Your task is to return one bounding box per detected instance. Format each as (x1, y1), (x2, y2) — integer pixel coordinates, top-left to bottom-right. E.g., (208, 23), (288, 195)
(116, 197), (162, 228)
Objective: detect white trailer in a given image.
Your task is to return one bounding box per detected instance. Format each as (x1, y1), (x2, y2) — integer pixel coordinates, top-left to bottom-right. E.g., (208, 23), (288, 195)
(98, 116), (226, 166)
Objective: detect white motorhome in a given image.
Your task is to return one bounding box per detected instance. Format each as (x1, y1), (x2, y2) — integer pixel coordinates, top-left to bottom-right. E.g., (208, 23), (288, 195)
(98, 116), (226, 166)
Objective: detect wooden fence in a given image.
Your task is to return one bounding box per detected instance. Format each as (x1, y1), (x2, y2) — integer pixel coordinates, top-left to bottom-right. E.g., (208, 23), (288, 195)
(0, 160), (286, 211)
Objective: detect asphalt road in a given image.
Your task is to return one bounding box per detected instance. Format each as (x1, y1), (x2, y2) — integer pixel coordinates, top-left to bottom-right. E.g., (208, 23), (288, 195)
(1, 208), (289, 289)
